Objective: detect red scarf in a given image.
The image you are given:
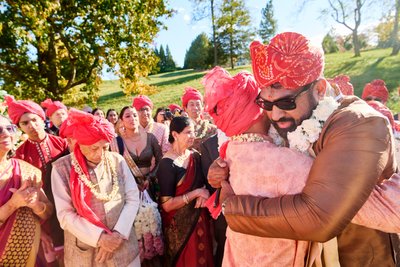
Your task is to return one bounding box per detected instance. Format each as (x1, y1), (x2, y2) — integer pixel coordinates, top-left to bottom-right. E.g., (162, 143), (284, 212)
(69, 145), (111, 234)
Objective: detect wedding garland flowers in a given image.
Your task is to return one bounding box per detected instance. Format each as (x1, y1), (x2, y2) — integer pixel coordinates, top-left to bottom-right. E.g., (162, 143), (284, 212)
(71, 152), (120, 201)
(134, 190), (164, 262)
(231, 133), (269, 143)
(287, 97), (340, 154)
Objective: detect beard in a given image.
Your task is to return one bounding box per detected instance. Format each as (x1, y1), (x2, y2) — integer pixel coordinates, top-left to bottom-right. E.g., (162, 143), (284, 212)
(271, 92), (318, 139)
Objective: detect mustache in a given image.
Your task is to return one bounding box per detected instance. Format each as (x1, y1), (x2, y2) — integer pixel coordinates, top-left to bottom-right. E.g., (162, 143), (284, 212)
(270, 118), (294, 124)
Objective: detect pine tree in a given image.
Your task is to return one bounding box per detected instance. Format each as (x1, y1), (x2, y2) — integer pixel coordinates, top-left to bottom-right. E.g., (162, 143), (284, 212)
(158, 45), (166, 72)
(259, 0), (277, 43)
(165, 45), (176, 72)
(184, 33), (212, 69)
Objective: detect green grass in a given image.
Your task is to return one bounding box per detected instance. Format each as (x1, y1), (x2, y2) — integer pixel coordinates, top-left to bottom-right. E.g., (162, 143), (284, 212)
(97, 48), (400, 113)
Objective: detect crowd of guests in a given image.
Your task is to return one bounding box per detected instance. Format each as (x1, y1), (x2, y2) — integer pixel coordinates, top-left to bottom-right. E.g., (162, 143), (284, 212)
(0, 31), (399, 267)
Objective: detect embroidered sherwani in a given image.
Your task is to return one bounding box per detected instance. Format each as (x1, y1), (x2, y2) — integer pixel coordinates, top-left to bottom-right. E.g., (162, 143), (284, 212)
(222, 96), (399, 266)
(143, 121), (170, 154)
(51, 152), (140, 267)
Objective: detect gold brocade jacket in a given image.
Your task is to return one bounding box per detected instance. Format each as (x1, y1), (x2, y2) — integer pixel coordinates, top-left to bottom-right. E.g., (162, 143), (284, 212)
(223, 96), (399, 267)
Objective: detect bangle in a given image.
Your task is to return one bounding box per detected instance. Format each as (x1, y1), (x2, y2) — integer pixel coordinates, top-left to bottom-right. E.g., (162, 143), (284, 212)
(35, 203), (47, 215)
(183, 194), (189, 205)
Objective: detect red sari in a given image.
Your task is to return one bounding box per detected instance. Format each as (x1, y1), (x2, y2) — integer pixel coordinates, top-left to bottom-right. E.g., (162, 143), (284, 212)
(0, 159), (41, 266)
(160, 152), (214, 267)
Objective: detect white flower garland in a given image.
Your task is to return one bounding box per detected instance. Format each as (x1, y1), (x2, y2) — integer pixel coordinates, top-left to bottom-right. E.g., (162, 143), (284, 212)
(286, 97), (340, 154)
(71, 152), (119, 201)
(194, 119), (211, 139)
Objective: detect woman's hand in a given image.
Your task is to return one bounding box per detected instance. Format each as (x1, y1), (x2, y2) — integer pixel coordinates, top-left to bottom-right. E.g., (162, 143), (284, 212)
(207, 158), (229, 188)
(194, 197), (208, 208)
(9, 180), (36, 209)
(195, 188), (210, 199)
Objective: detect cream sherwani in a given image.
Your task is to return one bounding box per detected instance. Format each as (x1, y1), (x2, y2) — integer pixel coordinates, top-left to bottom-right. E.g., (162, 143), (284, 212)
(51, 152), (140, 267)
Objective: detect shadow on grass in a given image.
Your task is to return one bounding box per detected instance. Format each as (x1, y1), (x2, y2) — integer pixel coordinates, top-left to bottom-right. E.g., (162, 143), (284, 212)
(155, 69), (202, 78)
(150, 73), (205, 87)
(98, 90), (125, 102)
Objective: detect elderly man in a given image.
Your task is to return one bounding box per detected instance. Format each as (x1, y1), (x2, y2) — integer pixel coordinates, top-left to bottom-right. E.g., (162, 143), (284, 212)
(209, 32), (399, 266)
(5, 95), (68, 266)
(41, 98), (68, 136)
(51, 109), (140, 266)
(181, 87), (217, 151)
(132, 95), (170, 154)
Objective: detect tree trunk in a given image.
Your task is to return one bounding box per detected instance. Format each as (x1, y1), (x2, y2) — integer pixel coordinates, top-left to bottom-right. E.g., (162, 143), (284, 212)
(391, 0), (400, 55)
(211, 0), (218, 65)
(353, 30), (361, 57)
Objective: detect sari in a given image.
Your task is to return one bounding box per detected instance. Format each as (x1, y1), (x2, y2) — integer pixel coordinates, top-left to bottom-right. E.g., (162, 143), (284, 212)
(0, 159), (41, 267)
(160, 152), (214, 267)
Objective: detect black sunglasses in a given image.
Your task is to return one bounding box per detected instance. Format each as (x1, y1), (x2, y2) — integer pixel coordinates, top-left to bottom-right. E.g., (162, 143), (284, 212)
(255, 82), (314, 111)
(0, 124), (17, 135)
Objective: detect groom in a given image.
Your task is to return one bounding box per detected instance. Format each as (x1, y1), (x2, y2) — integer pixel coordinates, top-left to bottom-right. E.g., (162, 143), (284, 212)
(208, 32), (399, 266)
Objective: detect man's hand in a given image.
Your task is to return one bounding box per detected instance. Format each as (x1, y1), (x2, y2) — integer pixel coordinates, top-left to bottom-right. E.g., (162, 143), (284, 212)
(96, 247), (113, 263)
(98, 232), (123, 252)
(220, 180), (235, 204)
(40, 232), (55, 254)
(207, 158), (229, 188)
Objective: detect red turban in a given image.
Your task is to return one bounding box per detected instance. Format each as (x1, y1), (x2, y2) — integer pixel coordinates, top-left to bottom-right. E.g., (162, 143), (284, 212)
(67, 108), (115, 145)
(132, 95), (153, 110)
(367, 100), (399, 131)
(202, 66), (262, 137)
(327, 75), (354, 95)
(59, 116), (74, 139)
(4, 95), (45, 124)
(250, 32), (324, 89)
(41, 98), (67, 117)
(181, 86), (203, 107)
(168, 104), (181, 113)
(362, 79), (389, 103)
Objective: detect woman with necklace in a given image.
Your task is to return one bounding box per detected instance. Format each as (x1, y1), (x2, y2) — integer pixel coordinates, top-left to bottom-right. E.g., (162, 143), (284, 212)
(51, 109), (140, 266)
(0, 115), (53, 266)
(110, 106), (162, 195)
(157, 116), (214, 267)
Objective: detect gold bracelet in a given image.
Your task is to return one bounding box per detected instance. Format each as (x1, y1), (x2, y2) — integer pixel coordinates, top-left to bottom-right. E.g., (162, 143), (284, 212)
(183, 194), (190, 205)
(35, 202), (47, 215)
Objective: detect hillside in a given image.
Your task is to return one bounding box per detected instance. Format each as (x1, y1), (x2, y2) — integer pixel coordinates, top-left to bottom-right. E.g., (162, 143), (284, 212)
(97, 48), (400, 113)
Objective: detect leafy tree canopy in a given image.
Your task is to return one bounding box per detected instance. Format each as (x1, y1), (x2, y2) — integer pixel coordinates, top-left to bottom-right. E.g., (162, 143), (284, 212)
(0, 0), (172, 105)
(184, 33), (212, 69)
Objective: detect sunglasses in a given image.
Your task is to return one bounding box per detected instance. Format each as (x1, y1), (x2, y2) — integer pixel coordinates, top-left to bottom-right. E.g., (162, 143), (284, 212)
(0, 124), (17, 135)
(255, 82), (314, 111)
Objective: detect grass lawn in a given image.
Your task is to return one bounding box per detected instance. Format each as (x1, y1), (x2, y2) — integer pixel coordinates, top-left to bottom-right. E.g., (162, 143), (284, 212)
(97, 48), (400, 113)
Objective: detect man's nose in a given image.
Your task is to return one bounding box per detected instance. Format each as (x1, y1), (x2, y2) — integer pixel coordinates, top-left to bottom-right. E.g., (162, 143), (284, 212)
(269, 105), (286, 121)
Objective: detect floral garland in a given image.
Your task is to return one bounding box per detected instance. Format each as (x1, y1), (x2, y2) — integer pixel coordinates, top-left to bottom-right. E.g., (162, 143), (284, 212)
(286, 97), (340, 154)
(194, 119), (212, 139)
(70, 152), (120, 201)
(231, 133), (269, 143)
(134, 190), (164, 262)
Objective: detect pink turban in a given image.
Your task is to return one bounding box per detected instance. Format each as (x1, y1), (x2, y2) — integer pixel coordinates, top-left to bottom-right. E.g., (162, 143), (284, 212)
(250, 32), (324, 89)
(168, 104), (182, 113)
(67, 108), (115, 145)
(202, 66), (262, 137)
(59, 116), (74, 139)
(362, 79), (389, 103)
(181, 87), (203, 108)
(41, 98), (67, 117)
(327, 75), (354, 95)
(132, 95), (153, 110)
(4, 95), (46, 124)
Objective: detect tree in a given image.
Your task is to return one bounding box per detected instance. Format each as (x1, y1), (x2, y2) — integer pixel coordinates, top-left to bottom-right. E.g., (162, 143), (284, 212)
(323, 0), (372, 57)
(0, 1), (172, 104)
(259, 0), (277, 43)
(322, 33), (339, 53)
(164, 45), (176, 72)
(190, 0), (220, 66)
(184, 33), (212, 69)
(216, 0), (255, 69)
(157, 45), (167, 72)
(391, 0), (400, 55)
(375, 16), (394, 48)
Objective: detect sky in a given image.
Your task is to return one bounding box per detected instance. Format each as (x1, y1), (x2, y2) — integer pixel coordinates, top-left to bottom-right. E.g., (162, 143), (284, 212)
(103, 0), (386, 79)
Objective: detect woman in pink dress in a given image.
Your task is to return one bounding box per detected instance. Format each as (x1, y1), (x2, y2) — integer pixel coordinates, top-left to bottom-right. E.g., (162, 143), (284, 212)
(202, 67), (400, 267)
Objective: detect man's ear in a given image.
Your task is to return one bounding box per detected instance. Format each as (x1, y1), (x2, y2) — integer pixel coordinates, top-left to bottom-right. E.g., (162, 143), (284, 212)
(313, 79), (328, 99)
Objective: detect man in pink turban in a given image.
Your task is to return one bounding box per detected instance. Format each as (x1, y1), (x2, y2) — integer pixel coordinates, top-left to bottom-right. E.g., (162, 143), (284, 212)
(41, 98), (68, 136)
(181, 86), (216, 151)
(51, 109), (140, 266)
(362, 79), (389, 104)
(208, 32), (399, 266)
(132, 95), (170, 154)
(5, 95), (68, 266)
(327, 74), (354, 95)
